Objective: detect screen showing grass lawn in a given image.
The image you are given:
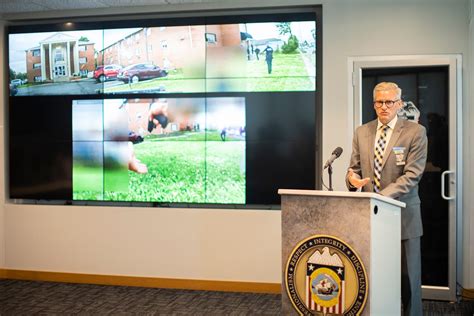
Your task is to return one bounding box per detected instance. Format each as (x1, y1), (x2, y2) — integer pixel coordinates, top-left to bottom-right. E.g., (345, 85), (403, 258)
(72, 97), (246, 204)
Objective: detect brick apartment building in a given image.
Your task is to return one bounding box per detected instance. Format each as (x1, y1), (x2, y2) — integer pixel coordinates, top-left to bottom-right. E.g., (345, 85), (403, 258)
(25, 32), (95, 83)
(24, 24), (244, 84)
(97, 24), (241, 72)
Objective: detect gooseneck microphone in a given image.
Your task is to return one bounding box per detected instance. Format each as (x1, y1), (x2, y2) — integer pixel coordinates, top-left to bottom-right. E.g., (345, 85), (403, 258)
(323, 147), (343, 169)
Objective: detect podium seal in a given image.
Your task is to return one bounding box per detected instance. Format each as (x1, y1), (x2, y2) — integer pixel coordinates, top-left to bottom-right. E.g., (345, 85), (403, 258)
(285, 235), (368, 315)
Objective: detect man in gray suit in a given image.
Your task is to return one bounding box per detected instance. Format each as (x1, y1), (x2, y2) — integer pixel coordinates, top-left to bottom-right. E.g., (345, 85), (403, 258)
(346, 82), (427, 316)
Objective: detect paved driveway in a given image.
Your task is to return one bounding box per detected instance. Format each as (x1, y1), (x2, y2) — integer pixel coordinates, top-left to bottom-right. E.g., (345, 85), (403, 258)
(16, 79), (103, 96)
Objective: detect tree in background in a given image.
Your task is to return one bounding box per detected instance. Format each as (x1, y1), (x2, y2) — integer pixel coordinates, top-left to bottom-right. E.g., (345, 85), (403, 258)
(276, 22), (292, 36)
(276, 22), (299, 54)
(15, 72), (27, 80)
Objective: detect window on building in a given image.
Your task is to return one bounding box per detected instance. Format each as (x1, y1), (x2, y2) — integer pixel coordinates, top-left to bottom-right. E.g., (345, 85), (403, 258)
(161, 40), (168, 49)
(79, 57), (87, 64)
(33, 63), (41, 69)
(205, 33), (217, 44)
(32, 49), (40, 56)
(54, 48), (64, 62)
(79, 45), (86, 52)
(34, 76), (42, 82)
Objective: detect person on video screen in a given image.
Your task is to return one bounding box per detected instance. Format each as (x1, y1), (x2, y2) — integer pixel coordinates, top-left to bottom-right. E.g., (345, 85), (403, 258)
(220, 127), (227, 141)
(127, 99), (169, 174)
(262, 45), (274, 74)
(148, 99), (169, 133)
(254, 47), (261, 60)
(128, 142), (148, 174)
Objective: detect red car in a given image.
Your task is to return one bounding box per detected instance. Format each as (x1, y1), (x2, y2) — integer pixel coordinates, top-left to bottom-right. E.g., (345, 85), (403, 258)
(117, 63), (168, 84)
(93, 64), (122, 83)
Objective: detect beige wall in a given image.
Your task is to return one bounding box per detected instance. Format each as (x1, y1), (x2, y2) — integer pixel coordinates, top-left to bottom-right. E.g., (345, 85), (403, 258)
(1, 0), (473, 288)
(4, 204), (281, 282)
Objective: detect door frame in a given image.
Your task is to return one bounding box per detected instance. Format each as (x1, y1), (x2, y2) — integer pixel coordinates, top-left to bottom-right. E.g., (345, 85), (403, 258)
(348, 55), (462, 302)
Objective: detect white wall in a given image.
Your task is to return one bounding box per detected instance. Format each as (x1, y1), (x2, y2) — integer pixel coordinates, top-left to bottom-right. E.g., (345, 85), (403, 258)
(2, 0), (473, 288)
(466, 0), (474, 289)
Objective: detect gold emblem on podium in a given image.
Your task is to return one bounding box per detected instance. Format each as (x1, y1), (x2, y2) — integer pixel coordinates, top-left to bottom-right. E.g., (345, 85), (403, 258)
(285, 235), (368, 315)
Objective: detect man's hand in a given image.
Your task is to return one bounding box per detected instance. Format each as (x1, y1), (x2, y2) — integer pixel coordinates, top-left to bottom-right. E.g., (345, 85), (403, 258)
(148, 100), (169, 132)
(347, 168), (370, 189)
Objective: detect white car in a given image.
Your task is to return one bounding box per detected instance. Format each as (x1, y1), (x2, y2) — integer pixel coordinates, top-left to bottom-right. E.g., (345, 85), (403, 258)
(10, 79), (22, 86)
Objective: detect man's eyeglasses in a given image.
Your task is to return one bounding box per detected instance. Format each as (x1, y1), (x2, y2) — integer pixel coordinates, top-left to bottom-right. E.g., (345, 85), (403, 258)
(373, 99), (400, 108)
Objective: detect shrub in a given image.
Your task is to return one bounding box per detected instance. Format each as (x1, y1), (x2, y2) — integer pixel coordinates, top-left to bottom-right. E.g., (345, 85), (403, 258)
(281, 35), (299, 54)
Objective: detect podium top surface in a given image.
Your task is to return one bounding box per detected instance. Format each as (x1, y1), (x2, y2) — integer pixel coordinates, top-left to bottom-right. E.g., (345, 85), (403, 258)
(278, 189), (406, 208)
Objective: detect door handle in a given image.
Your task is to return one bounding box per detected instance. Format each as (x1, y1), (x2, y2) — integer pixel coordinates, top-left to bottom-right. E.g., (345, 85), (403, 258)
(441, 170), (455, 200)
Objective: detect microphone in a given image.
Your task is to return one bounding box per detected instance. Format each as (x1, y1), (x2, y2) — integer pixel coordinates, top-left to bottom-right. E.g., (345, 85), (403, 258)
(323, 147), (343, 169)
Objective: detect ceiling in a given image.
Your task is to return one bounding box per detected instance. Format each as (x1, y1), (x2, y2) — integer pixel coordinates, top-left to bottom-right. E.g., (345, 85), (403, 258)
(0, 0), (206, 15)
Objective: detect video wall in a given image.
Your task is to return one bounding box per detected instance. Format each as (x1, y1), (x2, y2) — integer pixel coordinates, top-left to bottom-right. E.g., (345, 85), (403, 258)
(8, 11), (319, 206)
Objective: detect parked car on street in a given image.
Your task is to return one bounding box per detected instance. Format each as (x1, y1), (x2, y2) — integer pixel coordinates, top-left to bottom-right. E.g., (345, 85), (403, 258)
(9, 83), (18, 96)
(117, 63), (168, 84)
(93, 64), (122, 83)
(10, 79), (22, 87)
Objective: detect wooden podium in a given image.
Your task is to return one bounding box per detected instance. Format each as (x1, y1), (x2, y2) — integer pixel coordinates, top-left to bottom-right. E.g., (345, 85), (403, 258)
(278, 190), (405, 316)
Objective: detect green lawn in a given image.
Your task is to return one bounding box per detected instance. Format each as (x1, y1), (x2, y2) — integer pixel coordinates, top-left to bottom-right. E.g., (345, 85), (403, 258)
(146, 130), (243, 142)
(245, 52), (312, 77)
(205, 141), (246, 204)
(104, 52), (314, 93)
(73, 164), (104, 200)
(73, 136), (245, 204)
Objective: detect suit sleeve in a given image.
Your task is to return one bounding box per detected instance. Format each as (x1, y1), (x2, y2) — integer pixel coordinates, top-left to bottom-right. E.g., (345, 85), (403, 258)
(346, 127), (362, 191)
(380, 125), (428, 199)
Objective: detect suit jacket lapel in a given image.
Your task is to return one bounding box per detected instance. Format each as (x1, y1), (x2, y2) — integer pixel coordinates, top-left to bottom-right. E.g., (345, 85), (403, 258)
(367, 120), (377, 174)
(381, 119), (403, 170)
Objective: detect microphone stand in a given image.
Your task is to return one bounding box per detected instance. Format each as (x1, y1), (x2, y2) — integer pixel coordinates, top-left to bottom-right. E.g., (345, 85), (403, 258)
(328, 164), (333, 191)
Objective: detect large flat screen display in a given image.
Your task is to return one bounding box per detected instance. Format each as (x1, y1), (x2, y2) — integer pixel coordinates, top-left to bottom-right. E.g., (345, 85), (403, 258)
(8, 11), (319, 206)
